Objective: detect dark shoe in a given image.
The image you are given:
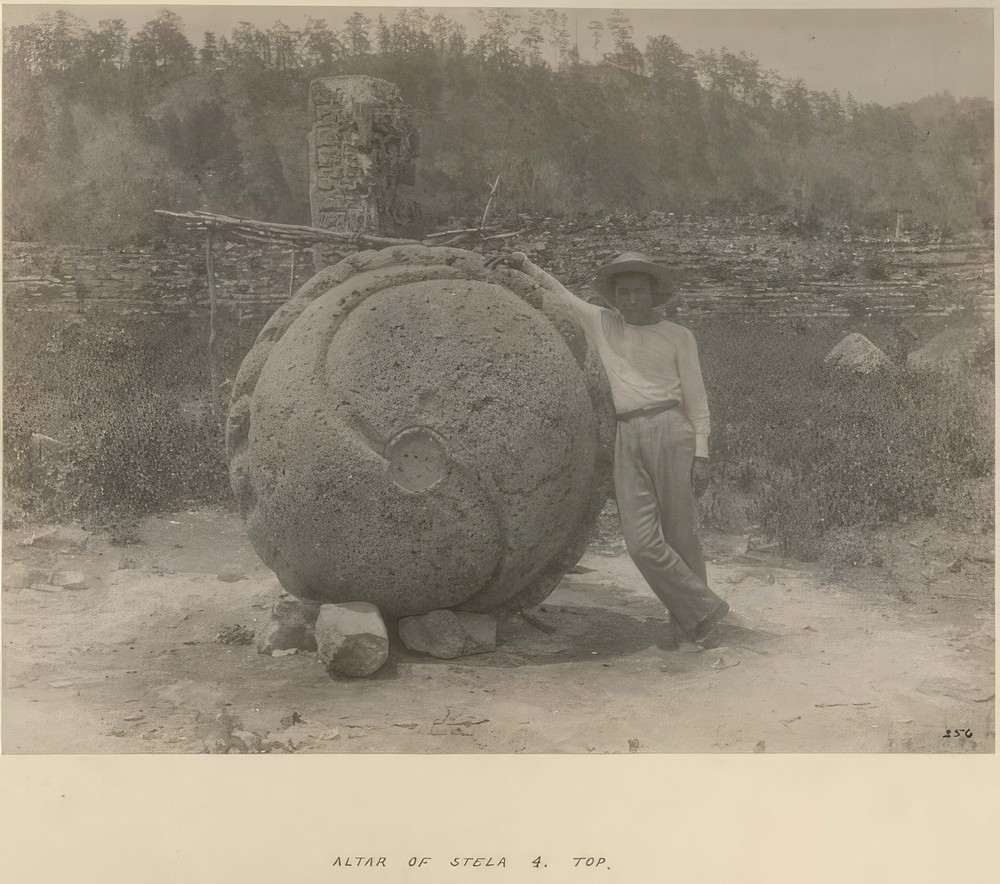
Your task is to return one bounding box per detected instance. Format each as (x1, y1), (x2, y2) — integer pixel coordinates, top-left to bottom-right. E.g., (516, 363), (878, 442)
(693, 601), (730, 643)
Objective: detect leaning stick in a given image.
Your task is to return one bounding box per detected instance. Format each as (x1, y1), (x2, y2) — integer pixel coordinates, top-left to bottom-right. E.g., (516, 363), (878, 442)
(480, 175), (501, 230)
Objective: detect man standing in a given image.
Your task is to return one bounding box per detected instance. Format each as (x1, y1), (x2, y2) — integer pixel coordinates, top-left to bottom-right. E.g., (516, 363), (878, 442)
(490, 251), (729, 646)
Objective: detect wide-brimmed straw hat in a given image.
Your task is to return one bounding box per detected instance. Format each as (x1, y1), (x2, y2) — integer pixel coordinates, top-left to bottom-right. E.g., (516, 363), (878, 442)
(592, 252), (678, 304)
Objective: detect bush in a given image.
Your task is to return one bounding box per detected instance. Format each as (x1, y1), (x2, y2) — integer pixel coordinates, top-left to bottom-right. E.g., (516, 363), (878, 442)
(3, 311), (230, 528)
(5, 298), (992, 562)
(696, 318), (994, 558)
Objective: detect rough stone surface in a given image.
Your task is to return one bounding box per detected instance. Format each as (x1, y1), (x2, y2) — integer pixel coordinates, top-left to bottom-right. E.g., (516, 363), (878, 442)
(454, 612), (498, 654)
(398, 610), (465, 658)
(824, 333), (891, 374)
(216, 568), (247, 583)
(227, 245), (615, 619)
(3, 240), (315, 316)
(314, 602), (389, 677)
(19, 526), (90, 551)
(256, 595), (321, 654)
(398, 610), (497, 659)
(906, 327), (985, 373)
(3, 562), (50, 589)
(308, 76), (417, 255)
(50, 571), (86, 589)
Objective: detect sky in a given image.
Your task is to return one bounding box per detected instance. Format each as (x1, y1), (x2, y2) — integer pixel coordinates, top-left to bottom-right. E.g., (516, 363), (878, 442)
(1, 4), (993, 105)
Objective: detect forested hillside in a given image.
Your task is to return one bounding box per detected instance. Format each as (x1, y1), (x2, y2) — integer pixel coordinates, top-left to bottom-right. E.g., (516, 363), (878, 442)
(3, 8), (993, 245)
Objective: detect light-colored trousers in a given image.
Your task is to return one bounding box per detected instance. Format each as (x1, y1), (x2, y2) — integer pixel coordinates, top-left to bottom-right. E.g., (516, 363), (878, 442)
(613, 408), (725, 636)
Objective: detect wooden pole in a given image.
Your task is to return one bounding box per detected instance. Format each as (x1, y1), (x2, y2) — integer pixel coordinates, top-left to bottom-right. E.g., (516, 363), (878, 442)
(205, 230), (221, 419)
(155, 208), (521, 252)
(288, 249), (296, 298)
(480, 175), (501, 230)
(155, 209), (424, 250)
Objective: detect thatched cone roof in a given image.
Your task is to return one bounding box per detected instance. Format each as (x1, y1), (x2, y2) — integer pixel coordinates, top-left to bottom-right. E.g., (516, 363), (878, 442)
(824, 333), (891, 374)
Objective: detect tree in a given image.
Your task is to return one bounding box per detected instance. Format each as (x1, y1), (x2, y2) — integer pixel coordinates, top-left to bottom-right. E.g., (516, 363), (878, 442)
(445, 21), (468, 61)
(588, 20), (604, 55)
(228, 22), (270, 69)
(169, 100), (244, 208)
(544, 10), (572, 68)
(470, 8), (522, 72)
(388, 8), (435, 55)
(646, 34), (696, 102)
(47, 10), (87, 72)
(604, 9), (644, 74)
(157, 109), (185, 158)
(607, 9), (634, 53)
(376, 9), (441, 112)
(521, 11), (546, 67)
(3, 10), (87, 74)
(720, 50), (774, 111)
(129, 10), (194, 76)
(813, 89), (845, 136)
(344, 11), (372, 57)
(2, 22), (42, 74)
(645, 35), (703, 150)
(844, 92), (859, 121)
(1, 7), (991, 238)
(375, 15), (391, 54)
(779, 78), (814, 146)
(199, 32), (218, 68)
(268, 22), (299, 71)
(300, 16), (340, 69)
(429, 13), (450, 53)
(241, 138), (293, 219)
(50, 96), (80, 163)
(81, 18), (129, 73)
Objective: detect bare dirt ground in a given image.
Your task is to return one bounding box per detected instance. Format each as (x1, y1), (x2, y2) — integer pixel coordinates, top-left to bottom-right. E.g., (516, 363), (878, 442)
(2, 508), (994, 754)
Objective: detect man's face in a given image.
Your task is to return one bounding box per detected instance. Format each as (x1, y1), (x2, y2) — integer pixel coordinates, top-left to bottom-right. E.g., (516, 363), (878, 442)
(614, 272), (654, 323)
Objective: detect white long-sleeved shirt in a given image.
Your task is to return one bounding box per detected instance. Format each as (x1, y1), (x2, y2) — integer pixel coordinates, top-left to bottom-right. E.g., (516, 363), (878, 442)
(566, 300), (711, 459)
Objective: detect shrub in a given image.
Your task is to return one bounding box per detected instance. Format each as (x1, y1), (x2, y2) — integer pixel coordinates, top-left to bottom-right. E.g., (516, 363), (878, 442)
(696, 317), (994, 558)
(3, 311), (230, 528)
(5, 293), (992, 563)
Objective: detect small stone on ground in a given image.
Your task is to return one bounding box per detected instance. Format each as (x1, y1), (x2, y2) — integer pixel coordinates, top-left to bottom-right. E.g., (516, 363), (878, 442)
(217, 568), (247, 583)
(824, 333), (890, 374)
(315, 602), (388, 677)
(50, 571), (87, 589)
(398, 609), (497, 659)
(256, 594), (321, 654)
(19, 526), (91, 550)
(3, 562), (50, 589)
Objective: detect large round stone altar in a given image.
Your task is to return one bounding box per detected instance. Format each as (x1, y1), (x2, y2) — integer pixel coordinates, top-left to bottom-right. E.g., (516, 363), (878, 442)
(226, 245), (614, 619)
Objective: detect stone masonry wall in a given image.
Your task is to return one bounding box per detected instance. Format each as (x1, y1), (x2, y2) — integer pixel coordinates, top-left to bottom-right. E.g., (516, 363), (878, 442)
(3, 238), (315, 318)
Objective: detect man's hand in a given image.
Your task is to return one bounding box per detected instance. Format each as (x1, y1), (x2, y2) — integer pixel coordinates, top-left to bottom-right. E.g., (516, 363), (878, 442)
(485, 252), (574, 303)
(485, 251), (529, 272)
(691, 457), (710, 498)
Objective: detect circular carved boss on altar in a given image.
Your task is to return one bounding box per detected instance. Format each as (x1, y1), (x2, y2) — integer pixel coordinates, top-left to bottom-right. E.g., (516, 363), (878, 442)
(226, 245), (615, 619)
